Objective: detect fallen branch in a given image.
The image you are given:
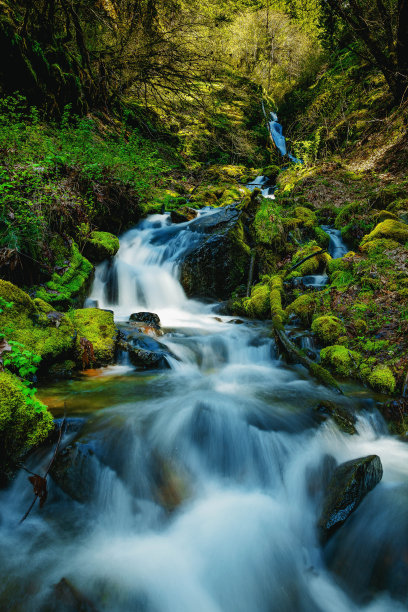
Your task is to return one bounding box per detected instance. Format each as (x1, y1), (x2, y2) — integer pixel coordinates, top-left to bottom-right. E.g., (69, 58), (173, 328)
(289, 249), (327, 272)
(19, 418), (66, 524)
(274, 327), (343, 394)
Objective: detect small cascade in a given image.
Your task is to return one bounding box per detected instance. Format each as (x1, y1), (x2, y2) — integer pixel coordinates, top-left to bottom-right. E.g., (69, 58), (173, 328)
(321, 225), (349, 258)
(247, 175), (276, 199)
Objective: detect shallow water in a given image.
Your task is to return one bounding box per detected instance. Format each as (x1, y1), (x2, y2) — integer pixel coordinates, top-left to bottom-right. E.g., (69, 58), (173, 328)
(1, 211), (407, 612)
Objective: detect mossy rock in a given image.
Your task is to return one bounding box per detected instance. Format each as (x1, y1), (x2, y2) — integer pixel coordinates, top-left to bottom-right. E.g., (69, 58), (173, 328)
(68, 308), (117, 367)
(311, 316), (345, 346)
(364, 365), (396, 394)
(294, 206), (317, 227)
(320, 345), (362, 377)
(262, 165), (280, 182)
(0, 370), (53, 479)
(314, 227), (330, 248)
(359, 238), (400, 254)
(361, 220), (408, 246)
(0, 280), (75, 365)
(83, 231), (120, 263)
(375, 210), (397, 222)
(35, 242), (94, 309)
(327, 255), (354, 274)
(285, 294), (316, 325)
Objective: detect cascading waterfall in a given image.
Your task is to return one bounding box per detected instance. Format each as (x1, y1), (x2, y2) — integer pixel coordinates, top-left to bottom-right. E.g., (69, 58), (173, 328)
(1, 210), (408, 612)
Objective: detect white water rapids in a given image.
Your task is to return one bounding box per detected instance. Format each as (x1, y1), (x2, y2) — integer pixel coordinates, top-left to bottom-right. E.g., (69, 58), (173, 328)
(1, 211), (408, 611)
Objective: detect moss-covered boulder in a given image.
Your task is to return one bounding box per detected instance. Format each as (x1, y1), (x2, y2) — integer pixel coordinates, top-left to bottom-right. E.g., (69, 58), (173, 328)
(320, 345), (362, 377)
(83, 231), (120, 263)
(0, 370), (53, 479)
(0, 280), (75, 365)
(68, 308), (117, 367)
(361, 219), (408, 246)
(285, 294), (316, 325)
(35, 242), (94, 309)
(311, 316), (345, 346)
(361, 364), (396, 394)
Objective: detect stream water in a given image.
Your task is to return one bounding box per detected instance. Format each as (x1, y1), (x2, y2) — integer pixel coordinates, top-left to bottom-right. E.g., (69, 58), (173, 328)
(1, 211), (408, 611)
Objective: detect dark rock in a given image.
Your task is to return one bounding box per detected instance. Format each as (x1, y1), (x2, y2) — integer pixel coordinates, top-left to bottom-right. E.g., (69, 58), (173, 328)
(48, 360), (77, 380)
(129, 312), (161, 330)
(50, 442), (99, 503)
(318, 454), (383, 542)
(121, 333), (177, 369)
(315, 400), (357, 435)
(180, 206), (251, 299)
(227, 318), (245, 324)
(170, 207), (198, 224)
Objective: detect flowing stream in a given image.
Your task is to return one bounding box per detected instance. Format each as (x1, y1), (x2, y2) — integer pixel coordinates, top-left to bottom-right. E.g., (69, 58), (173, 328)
(1, 211), (408, 611)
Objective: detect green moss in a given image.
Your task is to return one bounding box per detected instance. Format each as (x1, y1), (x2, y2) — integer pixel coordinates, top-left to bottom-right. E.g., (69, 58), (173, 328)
(320, 345), (362, 377)
(359, 238), (400, 254)
(352, 319), (368, 334)
(311, 316), (345, 346)
(35, 242), (94, 309)
(0, 370), (53, 475)
(84, 231), (120, 263)
(244, 282), (271, 319)
(0, 280), (75, 363)
(327, 254), (355, 274)
(68, 308), (117, 366)
(294, 206), (317, 227)
(285, 294), (316, 324)
(365, 365), (396, 394)
(33, 298), (55, 314)
(270, 275), (286, 329)
(314, 226), (330, 248)
(288, 241), (331, 278)
(361, 219), (408, 245)
(262, 165), (280, 181)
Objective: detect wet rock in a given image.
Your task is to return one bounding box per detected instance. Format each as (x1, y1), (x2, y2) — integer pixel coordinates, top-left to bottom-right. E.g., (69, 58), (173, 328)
(314, 400), (357, 435)
(318, 454), (383, 542)
(129, 312), (161, 330)
(53, 577), (99, 612)
(170, 206), (198, 224)
(50, 442), (99, 503)
(180, 206), (251, 299)
(121, 333), (177, 369)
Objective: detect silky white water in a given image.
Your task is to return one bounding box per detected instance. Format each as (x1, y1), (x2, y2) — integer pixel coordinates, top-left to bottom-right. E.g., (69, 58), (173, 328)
(1, 211), (408, 612)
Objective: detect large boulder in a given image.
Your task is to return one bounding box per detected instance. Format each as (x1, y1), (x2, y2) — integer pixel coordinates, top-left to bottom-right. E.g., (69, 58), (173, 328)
(318, 454), (383, 542)
(68, 308), (117, 367)
(179, 206), (251, 299)
(83, 231), (120, 263)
